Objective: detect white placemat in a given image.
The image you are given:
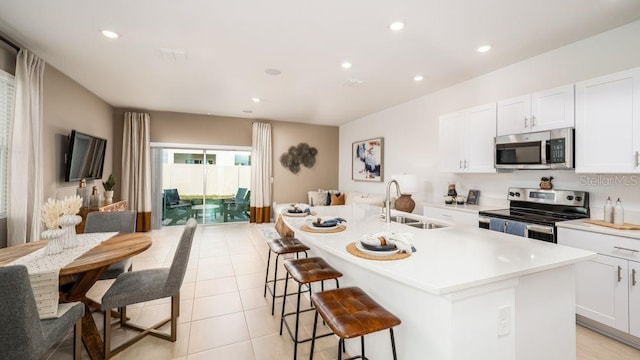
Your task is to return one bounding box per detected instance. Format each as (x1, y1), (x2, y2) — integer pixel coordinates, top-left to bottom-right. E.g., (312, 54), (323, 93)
(9, 232), (117, 319)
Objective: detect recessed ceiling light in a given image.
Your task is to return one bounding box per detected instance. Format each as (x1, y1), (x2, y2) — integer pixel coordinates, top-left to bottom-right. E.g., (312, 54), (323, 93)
(477, 45), (492, 53)
(101, 30), (119, 39)
(414, 75), (424, 82)
(265, 68), (282, 76)
(243, 110), (253, 114)
(252, 97), (261, 103)
(341, 62), (352, 69)
(389, 21), (405, 31)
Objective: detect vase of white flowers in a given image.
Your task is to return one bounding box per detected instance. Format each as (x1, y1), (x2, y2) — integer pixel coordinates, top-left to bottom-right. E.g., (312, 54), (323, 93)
(41, 198), (64, 255)
(59, 195), (83, 249)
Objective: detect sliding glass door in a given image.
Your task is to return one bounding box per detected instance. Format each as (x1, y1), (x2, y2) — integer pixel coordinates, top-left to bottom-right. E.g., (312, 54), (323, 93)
(151, 145), (251, 227)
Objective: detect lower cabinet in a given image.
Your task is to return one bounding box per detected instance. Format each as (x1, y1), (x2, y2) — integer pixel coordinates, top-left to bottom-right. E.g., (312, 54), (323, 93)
(557, 227), (640, 337)
(573, 254), (629, 331)
(630, 260), (640, 338)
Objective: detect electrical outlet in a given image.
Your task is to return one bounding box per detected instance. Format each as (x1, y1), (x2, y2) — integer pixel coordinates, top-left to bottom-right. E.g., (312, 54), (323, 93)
(497, 306), (511, 337)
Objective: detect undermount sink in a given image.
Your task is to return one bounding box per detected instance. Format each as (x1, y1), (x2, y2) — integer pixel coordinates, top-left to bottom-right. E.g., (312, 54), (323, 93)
(405, 222), (448, 229)
(390, 215), (448, 229)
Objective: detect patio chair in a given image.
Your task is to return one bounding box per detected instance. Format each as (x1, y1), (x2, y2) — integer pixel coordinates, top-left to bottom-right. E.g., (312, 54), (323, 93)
(163, 189), (192, 222)
(0, 265), (85, 360)
(223, 188), (250, 221)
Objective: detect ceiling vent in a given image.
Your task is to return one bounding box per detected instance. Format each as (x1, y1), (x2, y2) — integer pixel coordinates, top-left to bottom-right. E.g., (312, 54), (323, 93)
(159, 48), (189, 61)
(343, 78), (364, 87)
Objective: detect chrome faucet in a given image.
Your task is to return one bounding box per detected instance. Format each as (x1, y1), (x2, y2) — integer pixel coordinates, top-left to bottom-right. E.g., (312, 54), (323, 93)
(385, 179), (402, 223)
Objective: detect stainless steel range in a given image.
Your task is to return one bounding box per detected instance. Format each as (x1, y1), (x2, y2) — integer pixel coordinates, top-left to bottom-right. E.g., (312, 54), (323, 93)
(479, 187), (589, 243)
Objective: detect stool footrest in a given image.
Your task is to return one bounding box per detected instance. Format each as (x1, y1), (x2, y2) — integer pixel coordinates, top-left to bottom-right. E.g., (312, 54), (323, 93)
(265, 281), (309, 299)
(282, 310), (334, 345)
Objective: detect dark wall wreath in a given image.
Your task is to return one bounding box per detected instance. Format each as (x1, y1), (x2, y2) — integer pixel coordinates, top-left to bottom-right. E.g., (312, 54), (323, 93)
(280, 143), (318, 174)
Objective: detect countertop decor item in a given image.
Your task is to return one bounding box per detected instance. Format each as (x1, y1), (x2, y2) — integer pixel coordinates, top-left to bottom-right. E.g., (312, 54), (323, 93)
(89, 186), (100, 207)
(392, 174), (419, 213)
(40, 197), (65, 255)
(41, 229), (65, 256)
(539, 176), (553, 190)
(59, 195), (83, 249)
(583, 219), (640, 230)
(447, 184), (457, 197)
(352, 137), (383, 182)
(102, 174), (115, 203)
(77, 179), (89, 207)
(466, 190), (480, 205)
(604, 196), (613, 223)
(614, 198), (624, 225)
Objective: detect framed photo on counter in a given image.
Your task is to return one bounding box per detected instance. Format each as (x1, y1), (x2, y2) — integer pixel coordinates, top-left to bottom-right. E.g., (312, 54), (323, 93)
(466, 190), (480, 205)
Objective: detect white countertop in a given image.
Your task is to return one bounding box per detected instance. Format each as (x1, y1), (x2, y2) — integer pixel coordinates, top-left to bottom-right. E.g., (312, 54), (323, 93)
(282, 205), (596, 296)
(557, 219), (640, 240)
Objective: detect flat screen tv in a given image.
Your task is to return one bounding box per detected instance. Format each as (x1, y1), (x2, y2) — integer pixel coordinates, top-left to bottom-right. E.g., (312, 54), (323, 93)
(64, 130), (107, 182)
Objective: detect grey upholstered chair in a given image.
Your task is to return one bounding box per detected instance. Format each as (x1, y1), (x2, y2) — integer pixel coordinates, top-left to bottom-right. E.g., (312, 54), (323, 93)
(100, 218), (197, 358)
(84, 210), (137, 279)
(0, 265), (85, 360)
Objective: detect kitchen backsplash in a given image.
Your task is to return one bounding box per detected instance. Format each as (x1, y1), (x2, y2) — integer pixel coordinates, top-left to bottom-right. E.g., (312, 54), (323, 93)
(425, 170), (640, 220)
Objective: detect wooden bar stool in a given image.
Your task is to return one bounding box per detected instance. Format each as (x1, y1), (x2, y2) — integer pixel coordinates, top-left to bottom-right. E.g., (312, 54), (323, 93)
(280, 257), (342, 360)
(309, 287), (401, 360)
(264, 237), (310, 315)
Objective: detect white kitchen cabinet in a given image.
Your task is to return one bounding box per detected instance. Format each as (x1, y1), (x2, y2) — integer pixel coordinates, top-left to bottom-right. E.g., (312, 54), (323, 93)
(630, 260), (640, 338)
(497, 95), (530, 135)
(423, 205), (478, 227)
(439, 103), (496, 173)
(572, 254), (629, 331)
(575, 67), (640, 173)
(557, 227), (640, 336)
(497, 84), (574, 136)
(438, 111), (466, 173)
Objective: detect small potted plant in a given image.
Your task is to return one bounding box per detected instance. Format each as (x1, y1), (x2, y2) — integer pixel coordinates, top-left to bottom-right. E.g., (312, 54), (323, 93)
(103, 174), (116, 203)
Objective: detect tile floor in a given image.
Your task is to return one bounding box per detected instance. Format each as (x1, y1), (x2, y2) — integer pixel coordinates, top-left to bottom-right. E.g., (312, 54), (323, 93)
(46, 223), (640, 360)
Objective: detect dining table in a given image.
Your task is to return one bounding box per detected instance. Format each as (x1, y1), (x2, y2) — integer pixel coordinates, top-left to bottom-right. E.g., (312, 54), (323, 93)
(0, 232), (152, 360)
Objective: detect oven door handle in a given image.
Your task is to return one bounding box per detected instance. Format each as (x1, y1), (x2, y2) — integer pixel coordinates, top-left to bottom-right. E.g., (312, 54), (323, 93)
(525, 224), (554, 236)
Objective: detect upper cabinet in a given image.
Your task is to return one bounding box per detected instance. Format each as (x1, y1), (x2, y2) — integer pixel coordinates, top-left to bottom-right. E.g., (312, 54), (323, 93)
(497, 84), (575, 136)
(575, 68), (640, 173)
(439, 103), (497, 173)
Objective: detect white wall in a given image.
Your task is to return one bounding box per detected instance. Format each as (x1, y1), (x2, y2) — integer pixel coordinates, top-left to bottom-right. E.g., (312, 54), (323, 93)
(340, 20), (640, 217)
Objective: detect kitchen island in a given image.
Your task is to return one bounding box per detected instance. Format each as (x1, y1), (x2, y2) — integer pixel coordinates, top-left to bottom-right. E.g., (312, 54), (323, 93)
(281, 204), (595, 360)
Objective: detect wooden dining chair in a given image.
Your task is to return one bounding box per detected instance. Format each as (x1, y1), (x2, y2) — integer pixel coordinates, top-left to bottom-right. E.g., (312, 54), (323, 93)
(0, 265), (85, 360)
(84, 210), (137, 280)
(100, 218), (197, 359)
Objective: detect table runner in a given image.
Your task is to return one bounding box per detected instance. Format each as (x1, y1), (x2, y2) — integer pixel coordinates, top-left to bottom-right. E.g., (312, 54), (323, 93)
(9, 232), (117, 319)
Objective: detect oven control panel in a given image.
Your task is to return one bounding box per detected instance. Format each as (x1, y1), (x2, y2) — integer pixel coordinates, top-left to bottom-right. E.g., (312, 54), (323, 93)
(507, 187), (587, 207)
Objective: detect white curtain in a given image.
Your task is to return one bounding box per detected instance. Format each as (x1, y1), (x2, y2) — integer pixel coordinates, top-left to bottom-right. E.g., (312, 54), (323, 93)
(250, 122), (272, 223)
(8, 49), (45, 246)
(122, 112), (152, 231)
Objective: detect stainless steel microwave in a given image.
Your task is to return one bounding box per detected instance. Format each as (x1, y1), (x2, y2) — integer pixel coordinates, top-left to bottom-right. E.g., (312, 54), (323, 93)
(495, 127), (574, 170)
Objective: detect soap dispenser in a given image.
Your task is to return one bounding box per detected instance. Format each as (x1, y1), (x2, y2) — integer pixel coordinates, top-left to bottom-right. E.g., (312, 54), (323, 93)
(614, 198), (624, 225)
(604, 196), (613, 223)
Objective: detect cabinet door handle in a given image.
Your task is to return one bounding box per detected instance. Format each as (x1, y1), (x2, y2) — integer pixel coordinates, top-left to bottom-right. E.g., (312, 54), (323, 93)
(459, 160), (463, 169)
(614, 246), (639, 253)
(532, 115), (537, 127)
(524, 117), (529, 128)
(464, 160), (468, 169)
(618, 266), (623, 283)
(633, 269), (637, 287)
(635, 151), (639, 168)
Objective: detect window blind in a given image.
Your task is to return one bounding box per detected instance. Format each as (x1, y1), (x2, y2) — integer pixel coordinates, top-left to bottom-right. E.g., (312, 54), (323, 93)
(0, 69), (15, 219)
